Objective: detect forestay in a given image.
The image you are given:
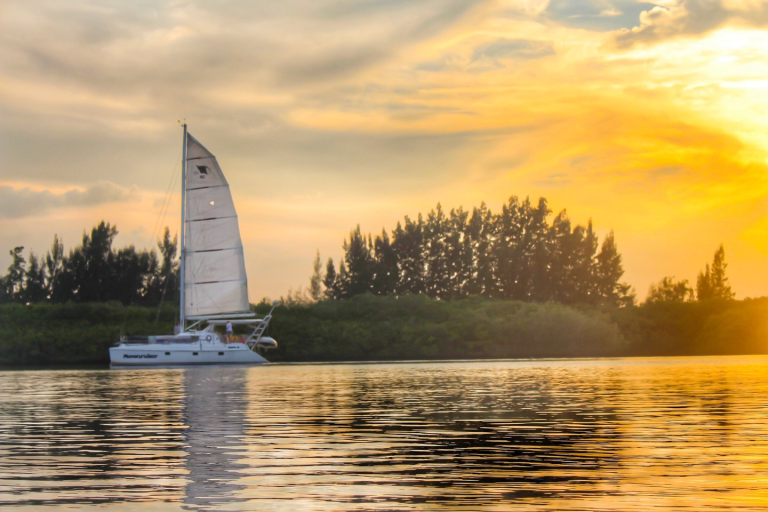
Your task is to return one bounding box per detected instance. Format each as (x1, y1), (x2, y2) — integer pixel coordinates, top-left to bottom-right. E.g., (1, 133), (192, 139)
(184, 134), (250, 317)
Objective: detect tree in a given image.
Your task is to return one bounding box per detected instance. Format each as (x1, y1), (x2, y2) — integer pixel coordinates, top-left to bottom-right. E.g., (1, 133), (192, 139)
(424, 204), (450, 299)
(697, 244), (734, 300)
(594, 231), (631, 307)
(319, 195), (633, 307)
(445, 207), (472, 298)
(393, 216), (425, 295)
(110, 245), (157, 304)
(548, 211), (576, 303)
(372, 230), (398, 296)
(696, 264), (713, 301)
(1, 247), (26, 303)
(45, 234), (64, 300)
(309, 250), (324, 301)
(146, 228), (178, 305)
(494, 197), (525, 300)
(466, 203), (495, 297)
(513, 197), (551, 301)
(342, 226), (374, 297)
(70, 221), (118, 302)
(646, 277), (694, 303)
(23, 252), (47, 303)
(323, 258), (339, 299)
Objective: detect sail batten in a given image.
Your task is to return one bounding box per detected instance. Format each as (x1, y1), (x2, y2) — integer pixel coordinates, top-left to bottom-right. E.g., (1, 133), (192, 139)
(184, 134), (250, 318)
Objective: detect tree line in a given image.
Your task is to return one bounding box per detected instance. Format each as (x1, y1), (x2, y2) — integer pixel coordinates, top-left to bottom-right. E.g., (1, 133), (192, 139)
(0, 222), (179, 306)
(1, 196), (737, 309)
(312, 196), (635, 306)
(305, 196), (737, 307)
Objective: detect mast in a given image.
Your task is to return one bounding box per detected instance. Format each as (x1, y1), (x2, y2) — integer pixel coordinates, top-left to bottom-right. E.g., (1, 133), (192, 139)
(179, 123), (188, 329)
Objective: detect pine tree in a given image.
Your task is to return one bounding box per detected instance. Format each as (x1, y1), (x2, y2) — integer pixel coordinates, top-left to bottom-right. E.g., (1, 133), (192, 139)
(372, 230), (398, 296)
(45, 234), (64, 301)
(342, 225), (374, 297)
(697, 244), (734, 300)
(323, 258), (339, 299)
(467, 203), (496, 297)
(696, 264), (713, 300)
(710, 244), (734, 299)
(23, 252), (47, 303)
(571, 220), (598, 304)
(337, 260), (349, 298)
(495, 197), (524, 300)
(393, 216), (425, 295)
(549, 211), (575, 303)
(77, 221), (119, 302)
(528, 198), (552, 301)
(424, 204), (450, 299)
(593, 231), (626, 307)
(445, 207), (471, 298)
(1, 247), (26, 303)
(308, 250), (324, 301)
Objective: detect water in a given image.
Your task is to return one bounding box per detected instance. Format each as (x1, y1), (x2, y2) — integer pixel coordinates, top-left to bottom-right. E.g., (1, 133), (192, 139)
(1, 356), (767, 511)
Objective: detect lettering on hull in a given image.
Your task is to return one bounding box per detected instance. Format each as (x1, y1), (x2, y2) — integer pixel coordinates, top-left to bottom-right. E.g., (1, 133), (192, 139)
(123, 354), (159, 359)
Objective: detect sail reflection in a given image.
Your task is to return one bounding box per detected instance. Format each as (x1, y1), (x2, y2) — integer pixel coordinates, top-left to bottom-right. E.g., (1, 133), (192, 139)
(180, 366), (249, 510)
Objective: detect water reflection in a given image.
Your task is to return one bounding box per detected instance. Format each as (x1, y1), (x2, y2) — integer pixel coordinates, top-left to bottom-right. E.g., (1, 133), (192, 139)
(181, 367), (249, 510)
(0, 357), (767, 510)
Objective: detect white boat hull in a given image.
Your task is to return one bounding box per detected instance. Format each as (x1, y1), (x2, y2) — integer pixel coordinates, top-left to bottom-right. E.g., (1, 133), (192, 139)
(110, 340), (268, 367)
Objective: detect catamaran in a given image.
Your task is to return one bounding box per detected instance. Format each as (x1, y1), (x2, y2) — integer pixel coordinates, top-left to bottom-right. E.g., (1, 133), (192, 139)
(110, 125), (277, 366)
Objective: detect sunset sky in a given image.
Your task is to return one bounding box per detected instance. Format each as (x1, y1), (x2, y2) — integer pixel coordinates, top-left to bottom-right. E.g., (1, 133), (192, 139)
(1, 0), (767, 301)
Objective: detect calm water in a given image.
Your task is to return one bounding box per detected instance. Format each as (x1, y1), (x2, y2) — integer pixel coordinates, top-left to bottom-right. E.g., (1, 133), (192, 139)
(1, 357), (767, 511)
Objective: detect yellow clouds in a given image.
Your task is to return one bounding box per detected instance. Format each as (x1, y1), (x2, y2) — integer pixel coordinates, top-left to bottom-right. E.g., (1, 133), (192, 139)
(0, 0), (766, 299)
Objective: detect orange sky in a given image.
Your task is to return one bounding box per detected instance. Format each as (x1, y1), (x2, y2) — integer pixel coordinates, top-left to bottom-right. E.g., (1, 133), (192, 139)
(1, 0), (766, 300)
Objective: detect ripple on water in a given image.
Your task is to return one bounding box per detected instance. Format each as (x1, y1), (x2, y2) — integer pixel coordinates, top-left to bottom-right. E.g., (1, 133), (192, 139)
(1, 356), (767, 510)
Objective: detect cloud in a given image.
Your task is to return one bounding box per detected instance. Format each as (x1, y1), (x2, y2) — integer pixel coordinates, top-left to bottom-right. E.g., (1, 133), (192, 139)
(416, 37), (554, 74)
(471, 38), (556, 62)
(545, 0), (660, 31)
(0, 0), (485, 102)
(0, 182), (139, 219)
(615, 0), (768, 46)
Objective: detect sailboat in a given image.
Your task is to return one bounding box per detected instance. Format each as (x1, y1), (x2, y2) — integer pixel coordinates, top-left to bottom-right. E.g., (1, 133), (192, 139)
(110, 125), (277, 366)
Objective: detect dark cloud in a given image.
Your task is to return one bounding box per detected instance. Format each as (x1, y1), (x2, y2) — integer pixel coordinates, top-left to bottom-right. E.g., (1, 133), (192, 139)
(615, 0), (768, 47)
(0, 182), (138, 219)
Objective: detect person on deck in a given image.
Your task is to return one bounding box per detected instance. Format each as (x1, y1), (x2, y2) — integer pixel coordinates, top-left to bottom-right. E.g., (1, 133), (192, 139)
(225, 320), (233, 342)
(174, 322), (181, 335)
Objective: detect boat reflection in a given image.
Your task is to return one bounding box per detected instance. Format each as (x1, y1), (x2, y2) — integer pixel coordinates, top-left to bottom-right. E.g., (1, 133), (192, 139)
(180, 366), (250, 510)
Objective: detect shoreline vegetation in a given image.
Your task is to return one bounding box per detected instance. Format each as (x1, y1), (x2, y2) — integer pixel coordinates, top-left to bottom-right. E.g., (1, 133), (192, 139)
(1, 295), (765, 367)
(1, 196), (760, 367)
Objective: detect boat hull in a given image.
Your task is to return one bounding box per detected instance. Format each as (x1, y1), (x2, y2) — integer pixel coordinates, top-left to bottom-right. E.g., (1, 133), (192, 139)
(110, 342), (268, 367)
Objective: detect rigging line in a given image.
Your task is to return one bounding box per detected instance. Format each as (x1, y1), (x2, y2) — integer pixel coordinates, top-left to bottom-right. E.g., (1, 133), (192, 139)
(151, 145), (183, 246)
(149, 145), (182, 329)
(153, 262), (175, 328)
(153, 160), (180, 244)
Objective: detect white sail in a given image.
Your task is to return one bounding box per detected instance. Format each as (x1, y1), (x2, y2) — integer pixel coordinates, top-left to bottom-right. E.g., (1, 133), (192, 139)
(184, 134), (250, 317)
